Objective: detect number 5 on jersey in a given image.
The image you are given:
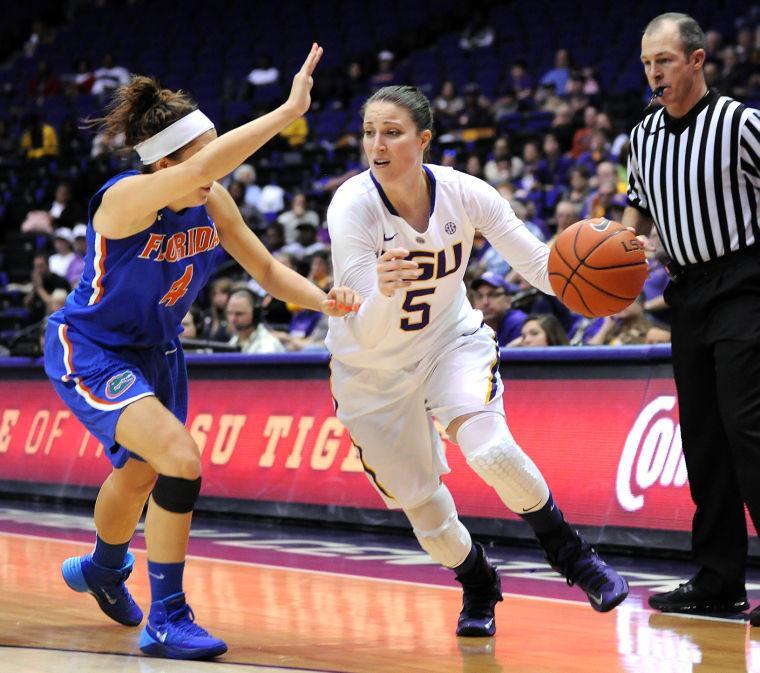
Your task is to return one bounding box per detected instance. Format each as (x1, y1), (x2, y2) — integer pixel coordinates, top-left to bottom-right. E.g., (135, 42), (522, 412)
(401, 288), (435, 331)
(160, 264), (194, 307)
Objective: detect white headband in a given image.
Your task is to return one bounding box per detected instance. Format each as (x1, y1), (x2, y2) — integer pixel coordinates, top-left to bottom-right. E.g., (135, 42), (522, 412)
(134, 109), (215, 164)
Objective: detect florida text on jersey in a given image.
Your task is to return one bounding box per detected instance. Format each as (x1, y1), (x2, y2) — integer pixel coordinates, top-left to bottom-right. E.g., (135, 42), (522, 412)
(62, 170), (221, 348)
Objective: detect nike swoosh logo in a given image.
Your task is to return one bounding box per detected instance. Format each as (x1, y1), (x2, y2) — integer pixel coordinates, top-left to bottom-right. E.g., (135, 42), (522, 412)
(148, 571), (165, 580)
(589, 593), (604, 605)
(101, 590), (118, 605)
(157, 630), (168, 643)
(521, 500), (543, 512)
(483, 618), (494, 629)
(383, 233), (396, 241)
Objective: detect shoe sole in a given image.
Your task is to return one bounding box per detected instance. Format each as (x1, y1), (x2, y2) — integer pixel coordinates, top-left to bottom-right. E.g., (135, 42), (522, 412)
(61, 555), (142, 627)
(456, 626), (496, 637)
(456, 615), (497, 637)
(61, 556), (90, 593)
(139, 628), (228, 660)
(650, 598), (750, 614)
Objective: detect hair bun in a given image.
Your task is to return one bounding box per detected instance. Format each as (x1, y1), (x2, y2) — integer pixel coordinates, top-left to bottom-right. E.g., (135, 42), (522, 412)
(92, 73), (196, 149)
(126, 76), (164, 118)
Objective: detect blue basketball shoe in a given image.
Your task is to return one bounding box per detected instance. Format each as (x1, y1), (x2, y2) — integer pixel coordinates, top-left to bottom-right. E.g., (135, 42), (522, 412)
(139, 592), (227, 660)
(455, 543), (503, 637)
(544, 527), (629, 612)
(61, 551), (143, 626)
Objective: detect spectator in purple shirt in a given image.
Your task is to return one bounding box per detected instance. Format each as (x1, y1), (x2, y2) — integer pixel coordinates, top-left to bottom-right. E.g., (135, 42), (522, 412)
(536, 131), (573, 186)
(505, 59), (535, 108)
(642, 228), (671, 325)
(471, 272), (527, 346)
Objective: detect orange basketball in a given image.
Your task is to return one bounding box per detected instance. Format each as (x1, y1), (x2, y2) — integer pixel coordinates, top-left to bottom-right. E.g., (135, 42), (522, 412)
(548, 218), (648, 318)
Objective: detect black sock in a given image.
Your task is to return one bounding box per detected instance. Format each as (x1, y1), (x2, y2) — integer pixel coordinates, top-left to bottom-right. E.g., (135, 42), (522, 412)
(520, 492), (578, 558)
(453, 543), (480, 578)
(519, 492), (564, 535)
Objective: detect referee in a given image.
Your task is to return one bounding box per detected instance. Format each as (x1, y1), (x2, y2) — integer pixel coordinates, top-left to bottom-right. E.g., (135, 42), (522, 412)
(623, 12), (760, 625)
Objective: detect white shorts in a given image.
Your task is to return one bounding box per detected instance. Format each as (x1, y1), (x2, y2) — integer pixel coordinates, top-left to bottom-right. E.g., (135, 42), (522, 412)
(330, 324), (504, 510)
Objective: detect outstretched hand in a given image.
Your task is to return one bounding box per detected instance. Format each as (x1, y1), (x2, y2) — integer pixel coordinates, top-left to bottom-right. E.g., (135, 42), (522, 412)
(377, 247), (420, 297)
(286, 43), (323, 117)
(322, 286), (362, 317)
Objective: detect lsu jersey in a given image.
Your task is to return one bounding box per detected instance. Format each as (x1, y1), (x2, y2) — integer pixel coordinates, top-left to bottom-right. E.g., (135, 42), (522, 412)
(325, 164), (552, 369)
(61, 171), (220, 348)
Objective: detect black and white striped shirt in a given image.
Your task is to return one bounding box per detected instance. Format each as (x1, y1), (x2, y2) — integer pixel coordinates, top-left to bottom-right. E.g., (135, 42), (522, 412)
(627, 90), (760, 267)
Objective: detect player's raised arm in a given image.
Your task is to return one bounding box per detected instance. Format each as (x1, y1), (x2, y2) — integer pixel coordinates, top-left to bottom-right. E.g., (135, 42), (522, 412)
(96, 44), (323, 237)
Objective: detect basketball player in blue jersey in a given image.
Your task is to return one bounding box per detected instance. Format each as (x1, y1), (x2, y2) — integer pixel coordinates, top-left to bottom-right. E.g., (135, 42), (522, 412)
(325, 86), (628, 638)
(44, 44), (361, 660)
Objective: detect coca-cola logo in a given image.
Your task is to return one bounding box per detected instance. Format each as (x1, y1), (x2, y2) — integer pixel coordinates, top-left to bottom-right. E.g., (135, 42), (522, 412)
(616, 396), (687, 511)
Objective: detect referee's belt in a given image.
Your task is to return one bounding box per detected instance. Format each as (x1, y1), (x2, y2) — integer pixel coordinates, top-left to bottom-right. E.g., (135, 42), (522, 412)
(665, 243), (760, 281)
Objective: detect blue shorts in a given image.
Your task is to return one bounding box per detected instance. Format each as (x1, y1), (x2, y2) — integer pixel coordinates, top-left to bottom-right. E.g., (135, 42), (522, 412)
(44, 312), (188, 469)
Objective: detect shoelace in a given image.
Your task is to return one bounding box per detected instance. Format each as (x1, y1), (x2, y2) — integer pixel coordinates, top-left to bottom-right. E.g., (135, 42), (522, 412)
(554, 542), (607, 593)
(166, 603), (212, 639)
(115, 565), (135, 602)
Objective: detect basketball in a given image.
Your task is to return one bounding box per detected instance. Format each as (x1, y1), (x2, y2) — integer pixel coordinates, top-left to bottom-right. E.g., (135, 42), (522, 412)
(548, 218), (648, 318)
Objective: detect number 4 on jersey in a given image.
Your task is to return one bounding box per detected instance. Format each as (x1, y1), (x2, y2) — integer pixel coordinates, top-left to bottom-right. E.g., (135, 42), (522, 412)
(160, 264), (194, 307)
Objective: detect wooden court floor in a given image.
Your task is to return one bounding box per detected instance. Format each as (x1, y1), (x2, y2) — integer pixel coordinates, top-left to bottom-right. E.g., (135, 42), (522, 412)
(1, 532), (759, 673)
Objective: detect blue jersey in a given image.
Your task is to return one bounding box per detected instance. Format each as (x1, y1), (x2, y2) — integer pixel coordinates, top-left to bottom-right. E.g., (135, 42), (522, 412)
(62, 171), (220, 348)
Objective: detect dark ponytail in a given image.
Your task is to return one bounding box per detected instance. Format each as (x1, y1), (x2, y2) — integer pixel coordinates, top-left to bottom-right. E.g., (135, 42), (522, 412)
(88, 75), (197, 149)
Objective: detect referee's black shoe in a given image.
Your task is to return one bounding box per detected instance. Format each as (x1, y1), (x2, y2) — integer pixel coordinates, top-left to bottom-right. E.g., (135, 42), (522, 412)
(648, 575), (748, 614)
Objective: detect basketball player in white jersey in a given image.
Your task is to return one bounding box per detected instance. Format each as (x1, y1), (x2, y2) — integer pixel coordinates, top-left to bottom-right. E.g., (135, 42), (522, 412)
(325, 86), (628, 637)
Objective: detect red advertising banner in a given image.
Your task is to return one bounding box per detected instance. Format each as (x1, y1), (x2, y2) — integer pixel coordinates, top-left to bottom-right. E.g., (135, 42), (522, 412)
(0, 374), (709, 533)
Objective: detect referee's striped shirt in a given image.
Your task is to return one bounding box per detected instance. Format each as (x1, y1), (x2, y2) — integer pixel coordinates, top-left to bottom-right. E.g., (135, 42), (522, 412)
(627, 89), (760, 267)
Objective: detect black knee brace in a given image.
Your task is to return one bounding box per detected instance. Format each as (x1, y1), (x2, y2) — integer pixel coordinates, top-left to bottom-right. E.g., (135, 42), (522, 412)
(151, 475), (202, 513)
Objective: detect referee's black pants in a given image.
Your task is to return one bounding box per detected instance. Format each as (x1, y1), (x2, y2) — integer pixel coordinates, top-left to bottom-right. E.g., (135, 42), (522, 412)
(666, 250), (760, 591)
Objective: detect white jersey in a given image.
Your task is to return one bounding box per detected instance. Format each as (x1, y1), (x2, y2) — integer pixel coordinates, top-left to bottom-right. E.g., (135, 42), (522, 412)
(325, 164), (552, 370)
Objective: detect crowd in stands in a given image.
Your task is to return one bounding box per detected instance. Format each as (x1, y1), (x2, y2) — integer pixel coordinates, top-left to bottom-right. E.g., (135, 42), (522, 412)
(0, 1), (758, 356)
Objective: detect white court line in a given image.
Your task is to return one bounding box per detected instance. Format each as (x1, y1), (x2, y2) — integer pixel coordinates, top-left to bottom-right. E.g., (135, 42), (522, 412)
(0, 529), (749, 623)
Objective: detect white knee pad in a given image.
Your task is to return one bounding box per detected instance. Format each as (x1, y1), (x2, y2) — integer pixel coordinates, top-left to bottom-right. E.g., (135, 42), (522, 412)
(457, 412), (549, 513)
(405, 484), (472, 568)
